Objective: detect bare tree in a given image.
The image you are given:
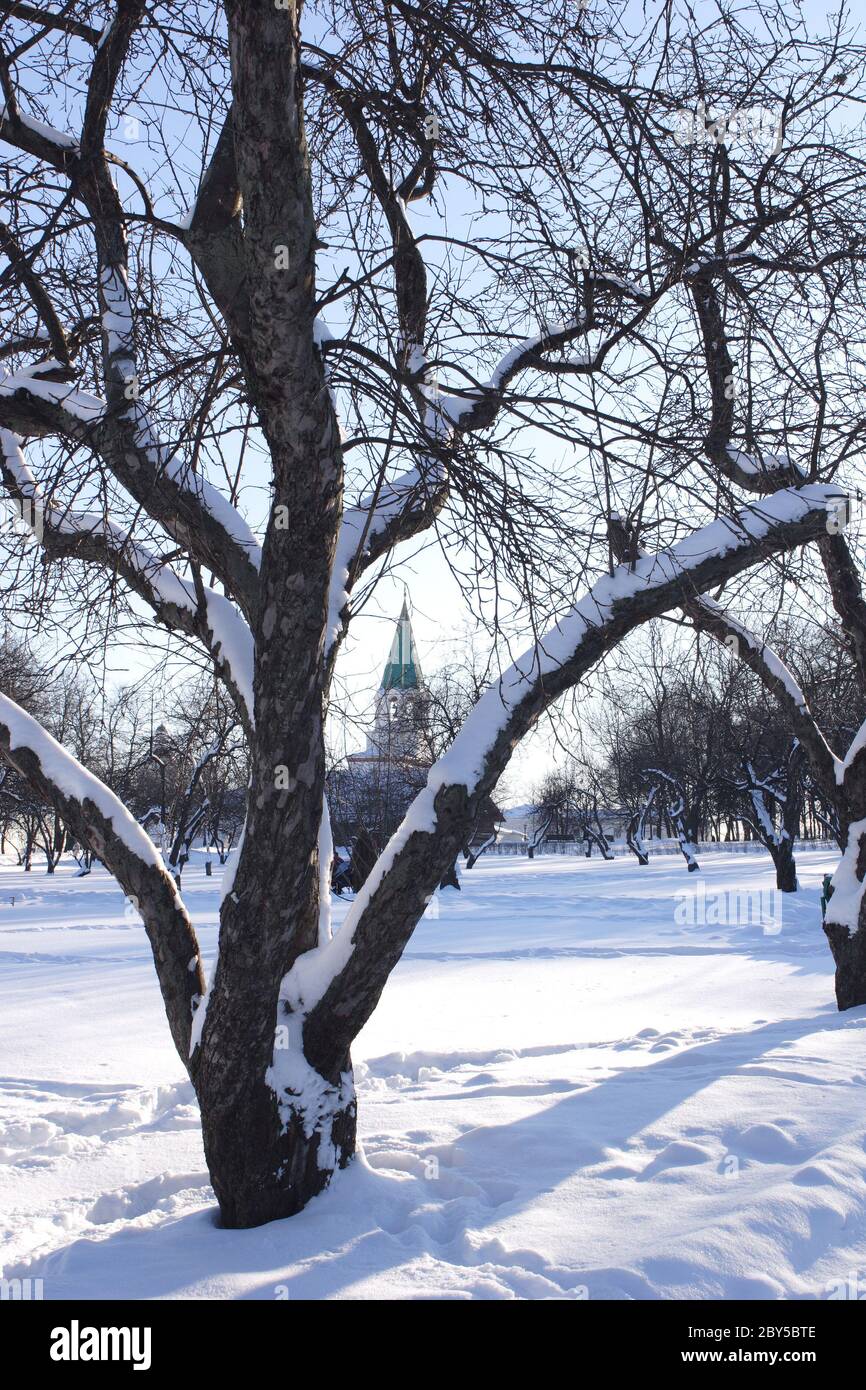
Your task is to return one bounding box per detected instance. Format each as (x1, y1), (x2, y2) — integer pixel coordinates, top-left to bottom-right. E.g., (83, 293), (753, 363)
(0, 1), (860, 1228)
(625, 784), (658, 866)
(681, 583), (866, 1004)
(726, 743), (804, 893)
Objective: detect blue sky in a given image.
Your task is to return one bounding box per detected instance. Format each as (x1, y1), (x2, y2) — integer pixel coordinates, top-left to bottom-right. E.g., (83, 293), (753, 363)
(1, 0), (861, 799)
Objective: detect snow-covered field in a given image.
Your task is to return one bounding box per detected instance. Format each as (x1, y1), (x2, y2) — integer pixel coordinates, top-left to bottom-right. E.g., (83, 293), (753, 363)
(2, 847), (865, 1301)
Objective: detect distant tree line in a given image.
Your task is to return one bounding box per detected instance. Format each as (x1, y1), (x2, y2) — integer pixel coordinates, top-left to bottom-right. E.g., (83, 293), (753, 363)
(532, 621), (862, 892)
(0, 634), (246, 881)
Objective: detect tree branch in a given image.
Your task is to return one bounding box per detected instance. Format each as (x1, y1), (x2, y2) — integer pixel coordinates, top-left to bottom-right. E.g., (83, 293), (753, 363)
(303, 482), (845, 1075)
(0, 693), (204, 1062)
(0, 369), (262, 620)
(818, 531), (866, 685)
(0, 429), (255, 734)
(184, 107), (253, 363)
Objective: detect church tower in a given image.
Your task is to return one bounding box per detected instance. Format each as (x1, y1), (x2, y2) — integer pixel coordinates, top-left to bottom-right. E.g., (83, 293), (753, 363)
(350, 597), (428, 768)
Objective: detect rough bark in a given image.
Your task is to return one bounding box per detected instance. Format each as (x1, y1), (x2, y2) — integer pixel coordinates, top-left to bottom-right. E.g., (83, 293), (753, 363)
(188, 0), (348, 1226)
(824, 912), (866, 1011)
(773, 840), (797, 894)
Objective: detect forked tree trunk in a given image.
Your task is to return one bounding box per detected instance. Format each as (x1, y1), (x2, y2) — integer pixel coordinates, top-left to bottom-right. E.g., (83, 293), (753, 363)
(196, 1038), (357, 1228)
(669, 800), (699, 872)
(626, 816), (649, 865)
(193, 777), (471, 1225)
(192, 877), (360, 1226)
(0, 0), (854, 1255)
(580, 811), (615, 860)
(627, 785), (657, 865)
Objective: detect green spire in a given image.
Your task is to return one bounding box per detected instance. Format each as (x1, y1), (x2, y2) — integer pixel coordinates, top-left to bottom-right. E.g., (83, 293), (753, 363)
(380, 598), (421, 690)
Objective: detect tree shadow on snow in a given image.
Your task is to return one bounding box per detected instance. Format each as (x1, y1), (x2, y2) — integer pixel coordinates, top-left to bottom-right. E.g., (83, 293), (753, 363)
(12, 1004), (866, 1300)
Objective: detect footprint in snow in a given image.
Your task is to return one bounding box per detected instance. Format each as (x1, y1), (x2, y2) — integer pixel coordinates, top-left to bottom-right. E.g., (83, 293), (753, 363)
(87, 1171), (211, 1225)
(476, 1177), (520, 1206)
(639, 1140), (714, 1179)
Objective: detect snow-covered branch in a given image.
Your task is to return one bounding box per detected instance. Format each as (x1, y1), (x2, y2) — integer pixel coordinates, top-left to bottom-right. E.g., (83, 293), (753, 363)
(679, 589), (840, 796)
(326, 458), (447, 658)
(818, 532), (866, 686)
(0, 4), (262, 621)
(0, 430), (255, 732)
(0, 100), (79, 169)
(0, 367), (262, 620)
(608, 511), (841, 799)
(0, 693), (204, 1062)
(299, 482), (844, 1074)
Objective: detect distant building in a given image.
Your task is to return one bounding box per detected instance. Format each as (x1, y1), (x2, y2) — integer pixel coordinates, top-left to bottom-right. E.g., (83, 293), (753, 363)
(331, 598), (503, 856)
(151, 721), (174, 759)
(329, 599), (429, 850)
(346, 598), (429, 773)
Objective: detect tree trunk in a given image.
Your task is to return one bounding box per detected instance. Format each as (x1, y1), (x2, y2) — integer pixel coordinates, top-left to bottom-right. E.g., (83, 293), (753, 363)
(770, 746), (803, 893)
(627, 787), (656, 865)
(823, 825), (866, 1010)
(824, 918), (866, 1010)
(626, 812), (650, 865)
(671, 804), (699, 871)
(439, 856), (461, 888)
(197, 1062), (357, 1228)
(772, 840), (797, 893)
(195, 959), (358, 1227)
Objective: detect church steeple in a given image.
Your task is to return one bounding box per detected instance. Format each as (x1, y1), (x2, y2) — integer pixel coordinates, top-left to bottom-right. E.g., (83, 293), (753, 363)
(346, 595), (428, 768)
(380, 597), (421, 692)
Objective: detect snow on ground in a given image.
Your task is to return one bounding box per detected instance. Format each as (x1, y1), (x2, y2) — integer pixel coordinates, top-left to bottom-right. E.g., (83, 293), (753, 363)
(1, 848), (865, 1301)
